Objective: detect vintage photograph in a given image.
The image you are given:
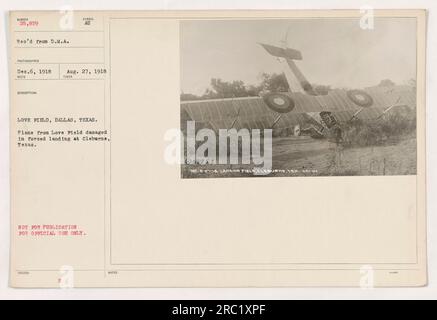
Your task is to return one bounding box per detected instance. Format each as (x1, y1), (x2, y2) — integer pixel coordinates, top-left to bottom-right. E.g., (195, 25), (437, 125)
(180, 18), (417, 178)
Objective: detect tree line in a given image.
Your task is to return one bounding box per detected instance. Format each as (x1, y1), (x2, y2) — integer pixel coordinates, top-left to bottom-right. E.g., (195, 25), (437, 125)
(180, 73), (294, 101)
(181, 73), (403, 101)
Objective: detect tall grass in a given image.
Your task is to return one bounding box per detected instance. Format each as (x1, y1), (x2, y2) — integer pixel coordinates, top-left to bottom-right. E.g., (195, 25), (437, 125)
(342, 106), (416, 148)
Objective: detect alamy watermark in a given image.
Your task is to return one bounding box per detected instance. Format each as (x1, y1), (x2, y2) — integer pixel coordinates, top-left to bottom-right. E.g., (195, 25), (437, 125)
(360, 6), (375, 30)
(59, 6), (74, 30)
(164, 121), (272, 175)
(359, 265), (375, 289)
(59, 265), (74, 289)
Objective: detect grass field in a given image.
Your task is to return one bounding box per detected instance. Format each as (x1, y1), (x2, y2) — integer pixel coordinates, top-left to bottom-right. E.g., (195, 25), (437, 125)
(181, 135), (417, 178)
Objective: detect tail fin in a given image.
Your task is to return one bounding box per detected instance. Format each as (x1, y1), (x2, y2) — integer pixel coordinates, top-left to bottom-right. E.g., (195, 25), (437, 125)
(259, 43), (317, 95)
(259, 43), (303, 60)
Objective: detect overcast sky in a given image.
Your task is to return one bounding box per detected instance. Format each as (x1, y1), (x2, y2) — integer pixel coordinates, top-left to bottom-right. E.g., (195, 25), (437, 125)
(180, 18), (416, 95)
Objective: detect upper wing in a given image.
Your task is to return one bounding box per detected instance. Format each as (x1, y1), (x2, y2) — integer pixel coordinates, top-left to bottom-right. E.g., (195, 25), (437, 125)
(180, 86), (416, 130)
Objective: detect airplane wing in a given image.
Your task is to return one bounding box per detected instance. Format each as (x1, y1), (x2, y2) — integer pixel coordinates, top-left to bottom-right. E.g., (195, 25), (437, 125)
(180, 85), (416, 131)
(181, 41), (416, 132)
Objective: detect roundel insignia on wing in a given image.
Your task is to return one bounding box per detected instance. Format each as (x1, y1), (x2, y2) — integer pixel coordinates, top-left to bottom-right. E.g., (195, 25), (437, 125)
(263, 93), (295, 113)
(347, 89), (374, 108)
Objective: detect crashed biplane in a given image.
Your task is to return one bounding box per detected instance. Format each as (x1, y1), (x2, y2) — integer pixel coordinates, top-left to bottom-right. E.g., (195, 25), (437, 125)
(181, 43), (416, 140)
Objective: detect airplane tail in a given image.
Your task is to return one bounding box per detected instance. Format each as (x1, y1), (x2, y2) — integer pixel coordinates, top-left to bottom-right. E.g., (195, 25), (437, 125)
(259, 43), (317, 95)
(259, 43), (303, 60)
